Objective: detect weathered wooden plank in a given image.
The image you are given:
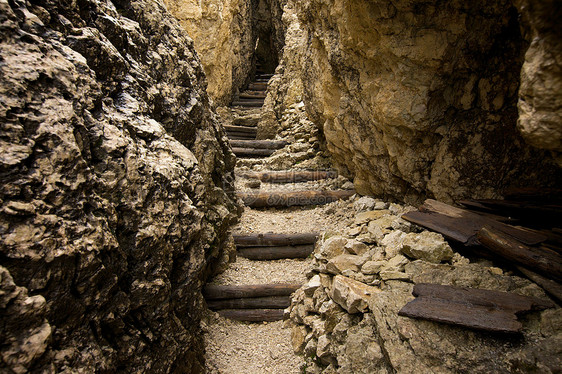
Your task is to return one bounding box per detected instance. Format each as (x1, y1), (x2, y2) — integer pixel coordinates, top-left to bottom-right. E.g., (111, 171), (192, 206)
(232, 233), (318, 247)
(232, 100), (264, 107)
(412, 283), (554, 311)
(402, 199), (547, 246)
(237, 190), (355, 208)
(248, 83), (267, 91)
(228, 134), (256, 140)
(207, 296), (290, 310)
(399, 296), (522, 333)
(203, 283), (301, 300)
(225, 125), (258, 135)
(239, 93), (267, 99)
(239, 170), (337, 183)
(398, 283), (554, 333)
(464, 199), (562, 226)
(238, 245), (314, 260)
(477, 226), (562, 282)
(217, 309), (284, 322)
(232, 147), (275, 157)
(229, 140), (288, 150)
(516, 266), (562, 304)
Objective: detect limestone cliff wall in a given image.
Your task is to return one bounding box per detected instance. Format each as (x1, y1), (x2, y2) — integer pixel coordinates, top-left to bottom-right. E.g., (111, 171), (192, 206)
(0, 0), (238, 372)
(163, 0), (255, 106)
(289, 0), (560, 204)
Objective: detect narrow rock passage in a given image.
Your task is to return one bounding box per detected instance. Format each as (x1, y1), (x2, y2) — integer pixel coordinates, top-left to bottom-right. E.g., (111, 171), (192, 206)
(203, 72), (355, 373)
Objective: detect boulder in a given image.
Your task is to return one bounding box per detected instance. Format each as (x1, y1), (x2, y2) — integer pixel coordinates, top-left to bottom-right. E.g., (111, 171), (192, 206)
(329, 275), (380, 314)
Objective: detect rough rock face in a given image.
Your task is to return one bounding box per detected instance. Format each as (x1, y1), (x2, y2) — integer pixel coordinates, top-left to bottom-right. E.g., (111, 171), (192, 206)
(162, 0), (255, 106)
(0, 0), (238, 372)
(288, 0), (561, 204)
(514, 0), (562, 165)
(288, 202), (562, 373)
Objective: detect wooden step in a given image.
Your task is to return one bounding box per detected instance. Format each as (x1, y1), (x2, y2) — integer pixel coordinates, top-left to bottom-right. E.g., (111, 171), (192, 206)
(239, 170), (337, 183)
(228, 134), (256, 140)
(237, 190), (355, 208)
(232, 147), (275, 158)
(207, 296), (290, 310)
(203, 283), (301, 299)
(239, 93), (267, 99)
(233, 233), (319, 247)
(225, 125), (257, 135)
(230, 140), (288, 150)
(238, 244), (314, 260)
(217, 309), (284, 322)
(232, 100), (264, 108)
(248, 83), (267, 91)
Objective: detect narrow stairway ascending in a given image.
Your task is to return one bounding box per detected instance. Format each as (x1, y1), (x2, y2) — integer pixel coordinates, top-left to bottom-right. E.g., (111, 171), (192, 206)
(203, 70), (355, 373)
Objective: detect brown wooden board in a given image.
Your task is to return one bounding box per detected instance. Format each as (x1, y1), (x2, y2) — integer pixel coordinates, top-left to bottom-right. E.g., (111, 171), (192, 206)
(238, 245), (314, 260)
(412, 283), (554, 311)
(477, 227), (562, 282)
(203, 283), (301, 300)
(229, 140), (288, 150)
(516, 266), (562, 305)
(233, 233), (318, 247)
(402, 199), (547, 246)
(239, 170), (337, 183)
(217, 309), (284, 322)
(232, 147), (275, 157)
(398, 283), (554, 333)
(207, 296), (290, 310)
(237, 190), (355, 208)
(225, 125), (258, 135)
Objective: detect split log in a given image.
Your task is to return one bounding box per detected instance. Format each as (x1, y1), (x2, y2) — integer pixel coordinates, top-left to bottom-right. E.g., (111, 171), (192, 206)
(238, 245), (314, 260)
(229, 140), (288, 150)
(232, 147), (275, 157)
(248, 83), (267, 91)
(239, 93), (267, 99)
(477, 226), (562, 282)
(207, 296), (290, 310)
(402, 199), (547, 246)
(461, 199), (562, 227)
(203, 283), (301, 300)
(232, 100), (264, 107)
(217, 309), (284, 322)
(398, 283), (554, 333)
(516, 266), (562, 304)
(225, 125), (258, 135)
(237, 190), (355, 208)
(239, 170), (338, 183)
(228, 135), (256, 140)
(232, 233), (318, 247)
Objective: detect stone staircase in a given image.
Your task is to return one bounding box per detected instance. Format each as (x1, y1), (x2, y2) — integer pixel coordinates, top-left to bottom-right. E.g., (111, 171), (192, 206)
(206, 70), (354, 322)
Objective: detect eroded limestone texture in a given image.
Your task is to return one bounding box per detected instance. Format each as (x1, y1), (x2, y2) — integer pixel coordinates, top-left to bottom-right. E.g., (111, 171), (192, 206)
(285, 0), (560, 204)
(515, 0), (562, 165)
(0, 0), (238, 371)
(162, 0), (255, 106)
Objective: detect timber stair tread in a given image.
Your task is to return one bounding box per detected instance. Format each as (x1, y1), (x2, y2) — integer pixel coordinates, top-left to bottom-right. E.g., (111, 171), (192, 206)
(203, 283), (302, 322)
(237, 190), (355, 208)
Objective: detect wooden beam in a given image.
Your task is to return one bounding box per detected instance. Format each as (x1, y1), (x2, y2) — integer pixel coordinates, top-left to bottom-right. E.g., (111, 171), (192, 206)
(232, 233), (318, 247)
(229, 140), (288, 150)
(477, 226), (562, 282)
(239, 170), (337, 183)
(516, 266), (562, 305)
(232, 147), (275, 157)
(238, 245), (314, 260)
(237, 190), (355, 208)
(225, 125), (258, 135)
(207, 296), (290, 310)
(217, 309), (284, 322)
(203, 283), (301, 300)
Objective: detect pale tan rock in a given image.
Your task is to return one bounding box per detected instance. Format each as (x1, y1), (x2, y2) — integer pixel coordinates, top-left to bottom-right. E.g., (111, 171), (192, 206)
(317, 236), (348, 260)
(304, 274), (322, 296)
(326, 254), (364, 275)
(400, 232), (454, 264)
(291, 325), (308, 354)
(344, 240), (369, 255)
(329, 275), (380, 314)
(380, 230), (407, 258)
(361, 261), (385, 275)
(354, 210), (390, 225)
(379, 270), (411, 282)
